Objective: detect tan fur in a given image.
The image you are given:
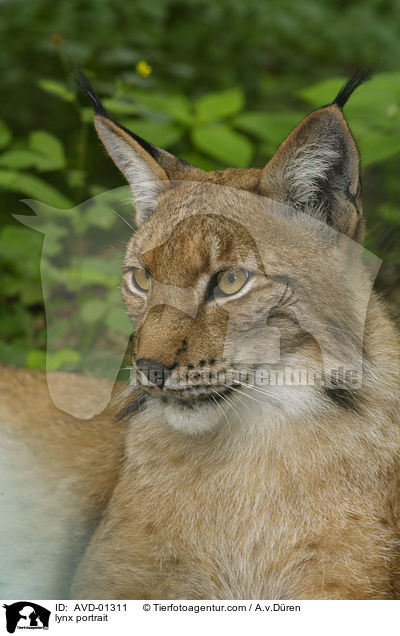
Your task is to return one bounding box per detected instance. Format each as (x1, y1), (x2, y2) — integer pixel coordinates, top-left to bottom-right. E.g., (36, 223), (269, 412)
(0, 366), (127, 597)
(2, 95), (400, 600)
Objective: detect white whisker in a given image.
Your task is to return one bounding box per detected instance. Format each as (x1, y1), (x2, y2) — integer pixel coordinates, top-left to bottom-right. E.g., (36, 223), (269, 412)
(215, 388), (246, 428)
(238, 380), (288, 408)
(112, 208), (136, 231)
(222, 383), (268, 407)
(210, 393), (231, 427)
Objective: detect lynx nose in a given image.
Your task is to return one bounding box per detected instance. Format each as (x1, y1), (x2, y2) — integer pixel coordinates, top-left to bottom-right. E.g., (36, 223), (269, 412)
(136, 358), (172, 389)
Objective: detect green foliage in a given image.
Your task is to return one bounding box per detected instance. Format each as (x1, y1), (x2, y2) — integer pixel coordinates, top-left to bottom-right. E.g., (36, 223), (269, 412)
(195, 89), (245, 122)
(1, 0), (400, 372)
(38, 79), (75, 102)
(191, 124), (253, 168)
(234, 111), (305, 156)
(0, 122), (12, 149)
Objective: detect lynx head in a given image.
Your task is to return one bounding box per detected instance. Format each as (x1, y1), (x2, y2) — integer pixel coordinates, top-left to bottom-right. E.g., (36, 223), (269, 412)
(78, 70), (374, 435)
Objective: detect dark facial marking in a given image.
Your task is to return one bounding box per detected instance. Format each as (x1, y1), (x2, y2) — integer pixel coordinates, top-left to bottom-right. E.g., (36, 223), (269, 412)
(116, 390), (148, 421)
(324, 385), (359, 412)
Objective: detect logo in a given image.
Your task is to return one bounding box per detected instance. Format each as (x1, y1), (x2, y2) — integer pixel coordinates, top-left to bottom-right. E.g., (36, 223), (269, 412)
(2, 603), (50, 633)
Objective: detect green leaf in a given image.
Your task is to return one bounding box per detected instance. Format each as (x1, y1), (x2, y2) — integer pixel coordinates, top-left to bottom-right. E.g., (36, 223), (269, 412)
(179, 152), (218, 171)
(191, 124), (253, 168)
(46, 348), (81, 371)
(2, 275), (41, 306)
(0, 150), (43, 170)
(234, 111), (303, 145)
(85, 201), (118, 229)
(0, 134), (66, 172)
(80, 107), (94, 123)
(0, 225), (42, 261)
(195, 89), (244, 123)
(0, 342), (27, 367)
(39, 222), (68, 256)
(89, 184), (108, 197)
(76, 257), (119, 276)
(38, 79), (75, 102)
(103, 98), (138, 116)
(0, 170), (73, 208)
(29, 130), (66, 171)
(0, 305), (30, 334)
(377, 204), (400, 226)
(66, 169), (86, 189)
(26, 349), (46, 370)
(130, 91), (192, 124)
(43, 259), (117, 291)
(0, 121), (12, 149)
(121, 119), (183, 148)
(105, 306), (132, 335)
(358, 133), (400, 166)
(20, 283), (43, 306)
(80, 299), (107, 323)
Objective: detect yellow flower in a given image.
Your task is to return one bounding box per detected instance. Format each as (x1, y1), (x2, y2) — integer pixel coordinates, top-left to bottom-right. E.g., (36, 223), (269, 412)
(136, 60), (152, 78)
(50, 33), (64, 46)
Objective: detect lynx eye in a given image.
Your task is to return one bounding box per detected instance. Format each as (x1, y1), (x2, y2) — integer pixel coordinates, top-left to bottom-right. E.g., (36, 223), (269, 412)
(216, 269), (249, 297)
(131, 267), (151, 293)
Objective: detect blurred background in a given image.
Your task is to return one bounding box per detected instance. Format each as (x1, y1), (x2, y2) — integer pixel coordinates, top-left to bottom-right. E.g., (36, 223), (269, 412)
(1, 0), (400, 375)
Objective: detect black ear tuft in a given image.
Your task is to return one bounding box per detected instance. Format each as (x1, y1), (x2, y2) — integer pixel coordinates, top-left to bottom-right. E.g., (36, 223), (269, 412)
(333, 67), (375, 109)
(74, 70), (111, 118)
(74, 70), (168, 162)
(74, 69), (195, 195)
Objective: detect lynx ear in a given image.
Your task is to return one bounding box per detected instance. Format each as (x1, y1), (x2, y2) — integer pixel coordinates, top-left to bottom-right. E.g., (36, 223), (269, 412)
(75, 71), (197, 225)
(94, 115), (172, 224)
(259, 104), (362, 236)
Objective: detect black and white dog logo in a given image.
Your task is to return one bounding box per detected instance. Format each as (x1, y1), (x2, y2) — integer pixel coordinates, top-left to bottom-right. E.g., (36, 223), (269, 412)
(3, 602), (50, 633)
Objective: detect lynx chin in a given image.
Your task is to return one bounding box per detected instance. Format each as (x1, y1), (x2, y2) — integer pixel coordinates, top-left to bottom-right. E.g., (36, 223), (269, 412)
(1, 68), (400, 600)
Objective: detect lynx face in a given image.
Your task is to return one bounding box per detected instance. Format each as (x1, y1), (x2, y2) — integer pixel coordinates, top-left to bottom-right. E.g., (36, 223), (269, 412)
(80, 71), (375, 434)
(120, 182), (371, 433)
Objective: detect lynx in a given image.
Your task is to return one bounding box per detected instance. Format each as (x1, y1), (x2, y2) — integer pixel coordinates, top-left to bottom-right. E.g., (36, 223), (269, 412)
(1, 70), (400, 600)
